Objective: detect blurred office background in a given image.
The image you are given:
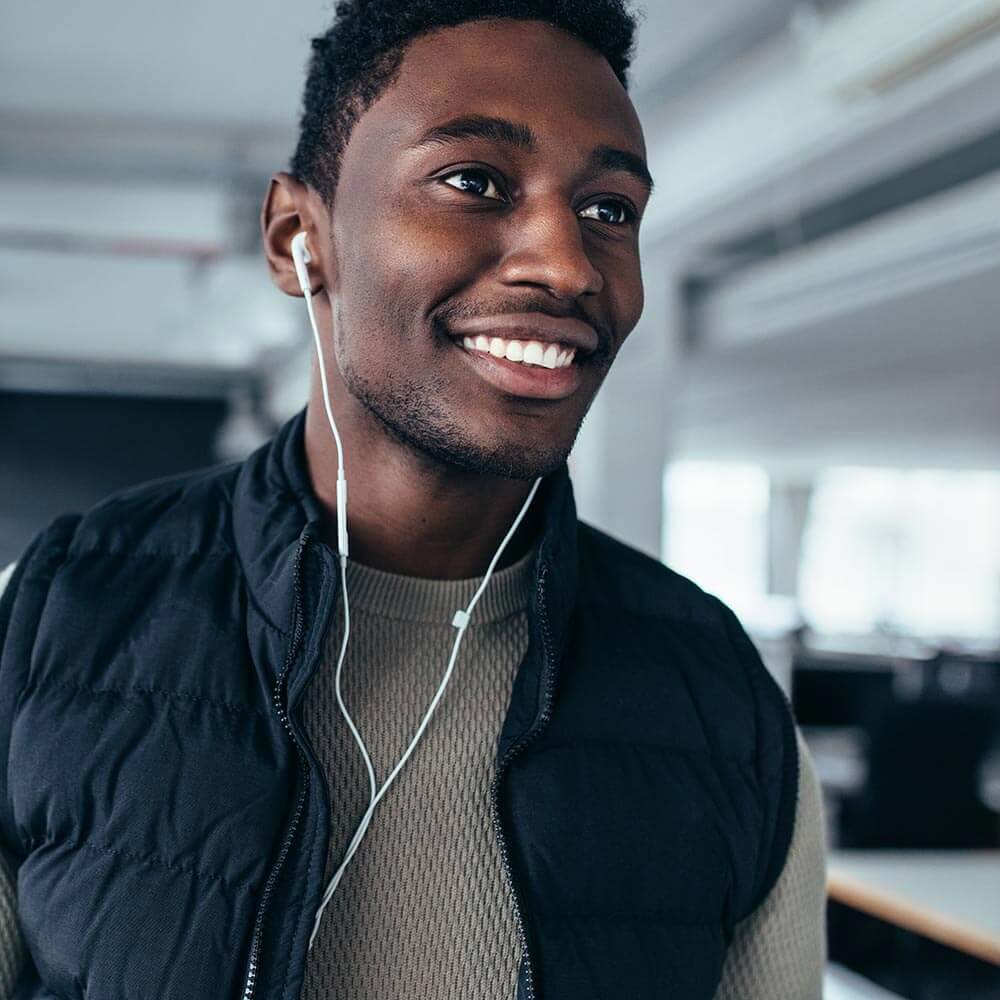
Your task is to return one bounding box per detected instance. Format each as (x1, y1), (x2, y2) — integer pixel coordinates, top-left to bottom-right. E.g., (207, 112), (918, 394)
(2, 1), (1000, 996)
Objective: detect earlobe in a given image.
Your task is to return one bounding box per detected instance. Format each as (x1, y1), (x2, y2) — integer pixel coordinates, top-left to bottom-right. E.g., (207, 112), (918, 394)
(260, 171), (325, 298)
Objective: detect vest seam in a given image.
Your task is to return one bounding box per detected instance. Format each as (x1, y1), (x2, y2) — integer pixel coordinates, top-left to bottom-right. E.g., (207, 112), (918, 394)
(229, 525), (291, 639)
(533, 910), (723, 926)
(21, 675), (269, 721)
(66, 538), (289, 639)
(668, 649), (745, 918)
(575, 600), (728, 631)
(530, 736), (756, 766)
(74, 836), (256, 897)
(69, 543), (237, 561)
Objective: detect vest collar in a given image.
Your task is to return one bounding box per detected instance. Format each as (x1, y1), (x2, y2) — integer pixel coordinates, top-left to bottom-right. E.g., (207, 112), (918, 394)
(232, 406), (579, 651)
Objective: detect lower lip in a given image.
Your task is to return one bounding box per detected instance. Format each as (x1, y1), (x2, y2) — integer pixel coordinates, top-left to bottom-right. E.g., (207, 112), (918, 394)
(450, 341), (585, 400)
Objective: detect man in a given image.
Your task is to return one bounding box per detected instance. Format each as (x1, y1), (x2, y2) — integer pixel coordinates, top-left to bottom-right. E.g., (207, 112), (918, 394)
(0, 2), (827, 998)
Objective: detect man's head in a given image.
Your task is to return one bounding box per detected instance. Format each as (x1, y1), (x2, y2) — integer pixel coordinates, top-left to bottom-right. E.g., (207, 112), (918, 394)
(263, 1), (652, 481)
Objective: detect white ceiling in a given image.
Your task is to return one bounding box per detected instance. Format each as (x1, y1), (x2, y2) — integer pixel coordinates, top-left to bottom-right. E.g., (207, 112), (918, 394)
(1, 0), (325, 125)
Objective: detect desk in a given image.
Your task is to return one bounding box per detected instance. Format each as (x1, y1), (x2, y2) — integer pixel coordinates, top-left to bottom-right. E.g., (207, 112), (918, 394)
(828, 850), (1000, 966)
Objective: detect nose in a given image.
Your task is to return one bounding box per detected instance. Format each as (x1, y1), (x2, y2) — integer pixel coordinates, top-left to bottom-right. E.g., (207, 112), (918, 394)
(496, 196), (605, 300)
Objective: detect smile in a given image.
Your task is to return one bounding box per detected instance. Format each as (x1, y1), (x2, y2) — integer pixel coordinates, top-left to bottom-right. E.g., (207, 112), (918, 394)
(461, 334), (577, 369)
(451, 334), (585, 401)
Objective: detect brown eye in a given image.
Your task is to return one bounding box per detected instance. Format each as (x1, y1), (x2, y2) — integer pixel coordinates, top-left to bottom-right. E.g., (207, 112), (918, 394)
(440, 168), (505, 201)
(579, 200), (637, 225)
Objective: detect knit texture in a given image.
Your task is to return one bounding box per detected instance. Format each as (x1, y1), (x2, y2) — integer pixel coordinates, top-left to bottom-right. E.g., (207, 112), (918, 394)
(299, 544), (536, 999)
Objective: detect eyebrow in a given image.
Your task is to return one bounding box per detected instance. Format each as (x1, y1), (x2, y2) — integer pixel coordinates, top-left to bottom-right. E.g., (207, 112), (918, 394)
(408, 114), (655, 196)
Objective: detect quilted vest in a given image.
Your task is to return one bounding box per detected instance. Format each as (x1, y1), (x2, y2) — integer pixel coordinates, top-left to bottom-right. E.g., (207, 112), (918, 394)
(0, 407), (798, 1000)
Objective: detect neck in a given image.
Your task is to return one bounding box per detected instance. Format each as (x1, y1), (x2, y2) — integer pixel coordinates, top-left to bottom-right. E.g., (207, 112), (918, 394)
(303, 376), (546, 581)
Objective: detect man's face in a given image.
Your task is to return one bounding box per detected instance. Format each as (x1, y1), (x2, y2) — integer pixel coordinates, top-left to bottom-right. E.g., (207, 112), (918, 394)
(318, 17), (651, 479)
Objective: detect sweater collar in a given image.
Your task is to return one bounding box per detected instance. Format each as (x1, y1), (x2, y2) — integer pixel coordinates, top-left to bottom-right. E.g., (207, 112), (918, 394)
(232, 406), (579, 646)
(342, 541), (537, 625)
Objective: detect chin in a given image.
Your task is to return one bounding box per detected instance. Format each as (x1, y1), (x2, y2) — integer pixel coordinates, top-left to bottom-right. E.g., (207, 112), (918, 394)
(461, 429), (576, 480)
(408, 425), (572, 481)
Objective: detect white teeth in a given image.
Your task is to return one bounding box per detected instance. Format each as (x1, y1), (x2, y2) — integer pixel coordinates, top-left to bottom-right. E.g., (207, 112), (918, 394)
(522, 342), (545, 365)
(460, 335), (577, 369)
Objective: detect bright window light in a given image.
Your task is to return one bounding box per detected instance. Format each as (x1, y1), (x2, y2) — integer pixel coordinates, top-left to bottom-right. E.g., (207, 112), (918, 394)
(662, 461), (770, 620)
(799, 467), (1000, 641)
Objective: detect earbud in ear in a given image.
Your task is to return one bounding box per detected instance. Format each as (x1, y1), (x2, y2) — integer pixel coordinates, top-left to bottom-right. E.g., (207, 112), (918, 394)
(290, 231), (313, 295)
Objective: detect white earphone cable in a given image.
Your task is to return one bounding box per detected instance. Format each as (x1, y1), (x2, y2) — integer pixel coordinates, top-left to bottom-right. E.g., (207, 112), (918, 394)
(290, 231), (541, 952)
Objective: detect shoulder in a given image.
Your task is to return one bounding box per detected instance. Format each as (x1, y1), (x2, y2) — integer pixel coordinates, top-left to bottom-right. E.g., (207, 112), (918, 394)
(0, 460), (243, 639)
(576, 518), (801, 915)
(576, 519), (738, 631)
(67, 459), (242, 561)
(575, 520), (788, 697)
(714, 727), (828, 999)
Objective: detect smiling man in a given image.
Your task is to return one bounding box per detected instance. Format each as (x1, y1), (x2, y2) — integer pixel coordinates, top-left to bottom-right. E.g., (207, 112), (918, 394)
(0, 2), (826, 998)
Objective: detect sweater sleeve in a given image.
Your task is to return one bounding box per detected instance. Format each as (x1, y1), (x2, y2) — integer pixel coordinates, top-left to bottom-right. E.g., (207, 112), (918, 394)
(0, 561), (25, 998)
(713, 725), (828, 1000)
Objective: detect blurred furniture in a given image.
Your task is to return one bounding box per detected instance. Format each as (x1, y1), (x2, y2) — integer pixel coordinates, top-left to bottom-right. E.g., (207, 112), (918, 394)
(824, 962), (908, 1000)
(828, 850), (1000, 966)
(791, 653), (897, 729)
(793, 646), (1000, 850)
(838, 697), (1000, 849)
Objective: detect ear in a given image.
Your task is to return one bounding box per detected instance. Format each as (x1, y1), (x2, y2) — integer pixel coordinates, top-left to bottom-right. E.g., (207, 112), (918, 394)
(261, 171), (326, 297)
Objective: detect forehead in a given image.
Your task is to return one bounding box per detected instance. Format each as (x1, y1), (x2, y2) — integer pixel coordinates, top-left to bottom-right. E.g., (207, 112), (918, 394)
(354, 17), (646, 161)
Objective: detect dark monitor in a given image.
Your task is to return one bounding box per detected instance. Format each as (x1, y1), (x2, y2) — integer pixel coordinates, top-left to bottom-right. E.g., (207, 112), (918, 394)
(791, 656), (896, 728)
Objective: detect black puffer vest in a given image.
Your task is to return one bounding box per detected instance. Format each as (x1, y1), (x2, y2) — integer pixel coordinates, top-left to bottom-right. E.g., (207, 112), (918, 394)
(0, 407), (797, 1000)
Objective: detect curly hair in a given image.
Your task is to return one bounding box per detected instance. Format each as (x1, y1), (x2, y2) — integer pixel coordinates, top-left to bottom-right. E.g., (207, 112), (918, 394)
(289, 0), (642, 205)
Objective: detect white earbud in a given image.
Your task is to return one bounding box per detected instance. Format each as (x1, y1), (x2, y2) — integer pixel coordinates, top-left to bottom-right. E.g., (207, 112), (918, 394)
(291, 226), (543, 951)
(290, 230), (313, 295)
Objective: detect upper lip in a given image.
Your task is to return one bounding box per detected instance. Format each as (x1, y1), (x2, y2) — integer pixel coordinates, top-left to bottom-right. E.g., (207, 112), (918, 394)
(448, 312), (599, 356)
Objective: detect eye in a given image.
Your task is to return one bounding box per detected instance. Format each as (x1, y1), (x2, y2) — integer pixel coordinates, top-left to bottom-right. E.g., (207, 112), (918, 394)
(440, 168), (506, 202)
(440, 169), (638, 227)
(579, 200), (637, 226)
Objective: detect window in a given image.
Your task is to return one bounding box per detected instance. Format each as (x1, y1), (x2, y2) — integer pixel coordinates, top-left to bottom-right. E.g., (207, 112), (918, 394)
(662, 461), (769, 621)
(798, 468), (1000, 641)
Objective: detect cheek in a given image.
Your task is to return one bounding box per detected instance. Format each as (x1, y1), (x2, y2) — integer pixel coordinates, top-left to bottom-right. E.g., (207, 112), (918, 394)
(607, 259), (644, 348)
(333, 240), (460, 375)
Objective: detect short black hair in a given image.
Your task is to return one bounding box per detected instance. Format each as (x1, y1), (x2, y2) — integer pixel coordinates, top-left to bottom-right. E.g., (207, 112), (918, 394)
(290, 0), (642, 205)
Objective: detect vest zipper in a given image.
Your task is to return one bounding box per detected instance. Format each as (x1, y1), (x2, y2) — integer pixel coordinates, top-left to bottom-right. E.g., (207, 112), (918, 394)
(490, 559), (560, 1000)
(241, 531), (312, 1000)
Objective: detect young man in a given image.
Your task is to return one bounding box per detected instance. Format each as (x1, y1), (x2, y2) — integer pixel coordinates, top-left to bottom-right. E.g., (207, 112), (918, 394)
(0, 2), (826, 998)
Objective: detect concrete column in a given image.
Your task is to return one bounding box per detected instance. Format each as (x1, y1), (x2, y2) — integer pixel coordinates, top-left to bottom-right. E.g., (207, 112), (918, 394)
(766, 479), (814, 598)
(570, 265), (676, 560)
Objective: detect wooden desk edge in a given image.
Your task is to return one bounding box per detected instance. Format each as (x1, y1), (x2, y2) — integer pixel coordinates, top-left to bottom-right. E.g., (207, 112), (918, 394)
(827, 868), (1000, 967)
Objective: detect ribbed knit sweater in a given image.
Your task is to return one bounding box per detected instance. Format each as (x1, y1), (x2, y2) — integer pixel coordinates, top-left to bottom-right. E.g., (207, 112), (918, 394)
(0, 554), (826, 999)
